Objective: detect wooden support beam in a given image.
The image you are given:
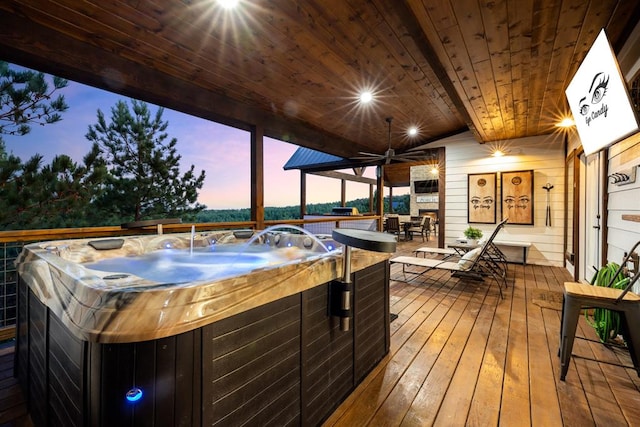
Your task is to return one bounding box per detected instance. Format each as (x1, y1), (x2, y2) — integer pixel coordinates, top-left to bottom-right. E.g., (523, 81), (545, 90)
(377, 170), (384, 231)
(251, 125), (265, 230)
(437, 147), (446, 248)
(308, 170), (377, 185)
(300, 172), (307, 217)
(369, 184), (374, 214)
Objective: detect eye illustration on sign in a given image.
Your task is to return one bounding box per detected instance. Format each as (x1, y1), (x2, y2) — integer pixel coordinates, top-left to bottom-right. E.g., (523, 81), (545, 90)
(565, 29), (638, 156)
(501, 170), (534, 225)
(467, 173), (496, 224)
(469, 178), (494, 210)
(577, 72), (610, 126)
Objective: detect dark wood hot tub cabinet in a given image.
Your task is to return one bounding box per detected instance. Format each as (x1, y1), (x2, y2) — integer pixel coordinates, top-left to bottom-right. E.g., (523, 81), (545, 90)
(16, 260), (390, 426)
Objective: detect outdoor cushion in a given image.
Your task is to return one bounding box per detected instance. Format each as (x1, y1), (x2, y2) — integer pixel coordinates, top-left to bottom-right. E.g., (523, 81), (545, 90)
(458, 247), (481, 271)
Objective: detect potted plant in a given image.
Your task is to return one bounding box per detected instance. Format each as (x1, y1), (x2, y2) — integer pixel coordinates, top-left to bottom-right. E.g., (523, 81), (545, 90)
(463, 226), (483, 245)
(586, 262), (629, 343)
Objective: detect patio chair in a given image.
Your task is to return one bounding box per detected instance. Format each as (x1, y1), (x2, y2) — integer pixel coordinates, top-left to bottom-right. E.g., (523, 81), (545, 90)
(390, 218), (508, 298)
(425, 212), (438, 236)
(559, 241), (640, 381)
(407, 215), (430, 241)
(385, 215), (402, 240)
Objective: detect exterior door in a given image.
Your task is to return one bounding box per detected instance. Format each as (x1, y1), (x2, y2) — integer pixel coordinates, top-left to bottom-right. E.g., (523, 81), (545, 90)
(579, 151), (604, 283)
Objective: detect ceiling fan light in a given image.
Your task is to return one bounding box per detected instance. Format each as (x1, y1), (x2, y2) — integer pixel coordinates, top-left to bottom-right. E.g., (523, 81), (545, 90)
(351, 116), (428, 164)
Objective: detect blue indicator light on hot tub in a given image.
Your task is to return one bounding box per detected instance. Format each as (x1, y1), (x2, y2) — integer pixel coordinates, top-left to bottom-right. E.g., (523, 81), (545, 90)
(126, 387), (143, 402)
(287, 242), (292, 247)
(164, 243), (172, 249)
(327, 244), (334, 250)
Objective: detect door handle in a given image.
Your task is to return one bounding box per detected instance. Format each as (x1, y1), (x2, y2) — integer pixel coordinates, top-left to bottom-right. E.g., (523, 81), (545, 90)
(593, 225), (600, 229)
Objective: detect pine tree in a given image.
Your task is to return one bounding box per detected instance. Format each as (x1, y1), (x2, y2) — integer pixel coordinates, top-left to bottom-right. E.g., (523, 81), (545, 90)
(86, 99), (206, 222)
(0, 61), (68, 143)
(0, 141), (24, 227)
(0, 62), (111, 229)
(0, 142), (107, 229)
(35, 146), (108, 227)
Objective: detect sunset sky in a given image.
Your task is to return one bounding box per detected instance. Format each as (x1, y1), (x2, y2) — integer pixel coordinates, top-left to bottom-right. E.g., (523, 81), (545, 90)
(3, 64), (387, 209)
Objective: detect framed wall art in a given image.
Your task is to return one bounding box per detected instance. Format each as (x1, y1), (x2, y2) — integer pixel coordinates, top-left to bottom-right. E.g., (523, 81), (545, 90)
(467, 172), (496, 224)
(501, 169), (534, 225)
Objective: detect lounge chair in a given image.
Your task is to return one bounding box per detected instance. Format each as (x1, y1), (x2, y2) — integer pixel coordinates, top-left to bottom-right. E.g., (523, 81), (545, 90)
(414, 247), (458, 258)
(414, 219), (507, 260)
(390, 219), (508, 298)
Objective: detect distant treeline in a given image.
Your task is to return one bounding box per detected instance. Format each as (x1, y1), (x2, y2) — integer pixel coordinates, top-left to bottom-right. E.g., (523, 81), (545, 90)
(195, 194), (410, 223)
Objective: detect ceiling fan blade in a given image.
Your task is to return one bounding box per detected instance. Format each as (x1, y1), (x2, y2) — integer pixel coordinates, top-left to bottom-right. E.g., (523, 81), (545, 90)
(393, 157), (422, 163)
(398, 151), (428, 156)
(356, 151), (384, 157)
(352, 117), (433, 165)
(352, 156), (385, 162)
(396, 156), (428, 161)
(350, 156), (386, 166)
(403, 153), (428, 157)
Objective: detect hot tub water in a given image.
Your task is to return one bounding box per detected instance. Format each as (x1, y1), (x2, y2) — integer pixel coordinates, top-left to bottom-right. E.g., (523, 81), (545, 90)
(84, 225), (339, 283)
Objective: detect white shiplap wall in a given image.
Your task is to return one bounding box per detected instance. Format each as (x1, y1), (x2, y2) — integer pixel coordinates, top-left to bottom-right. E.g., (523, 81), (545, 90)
(606, 135), (640, 293)
(430, 131), (566, 266)
(604, 19), (640, 292)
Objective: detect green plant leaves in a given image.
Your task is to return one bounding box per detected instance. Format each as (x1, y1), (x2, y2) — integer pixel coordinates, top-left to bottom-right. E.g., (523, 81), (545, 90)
(585, 262), (626, 343)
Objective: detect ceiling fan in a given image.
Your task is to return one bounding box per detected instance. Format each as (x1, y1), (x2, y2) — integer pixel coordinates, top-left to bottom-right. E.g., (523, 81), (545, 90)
(352, 117), (429, 165)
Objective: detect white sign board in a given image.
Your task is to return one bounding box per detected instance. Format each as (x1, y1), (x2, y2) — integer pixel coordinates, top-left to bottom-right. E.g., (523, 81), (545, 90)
(565, 29), (638, 156)
(416, 195), (437, 203)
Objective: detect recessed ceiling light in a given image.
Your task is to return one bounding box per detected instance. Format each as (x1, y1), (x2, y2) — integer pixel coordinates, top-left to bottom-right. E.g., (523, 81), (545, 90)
(556, 117), (575, 127)
(492, 150), (505, 157)
(218, 0), (239, 9)
(408, 127), (418, 137)
(359, 91), (373, 104)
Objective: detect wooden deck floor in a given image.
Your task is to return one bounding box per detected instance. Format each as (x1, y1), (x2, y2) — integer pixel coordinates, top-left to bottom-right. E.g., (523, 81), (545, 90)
(0, 344), (29, 427)
(1, 237), (639, 426)
(324, 238), (640, 427)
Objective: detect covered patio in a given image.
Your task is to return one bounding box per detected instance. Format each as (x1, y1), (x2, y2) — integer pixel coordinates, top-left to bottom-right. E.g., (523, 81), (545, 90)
(1, 237), (638, 426)
(2, 1), (640, 425)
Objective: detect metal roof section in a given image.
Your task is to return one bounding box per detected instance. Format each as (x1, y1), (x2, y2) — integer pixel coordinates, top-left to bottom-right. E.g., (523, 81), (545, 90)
(283, 147), (352, 171)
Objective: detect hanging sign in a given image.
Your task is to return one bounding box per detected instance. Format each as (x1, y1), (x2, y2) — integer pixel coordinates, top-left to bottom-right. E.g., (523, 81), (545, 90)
(565, 29), (639, 156)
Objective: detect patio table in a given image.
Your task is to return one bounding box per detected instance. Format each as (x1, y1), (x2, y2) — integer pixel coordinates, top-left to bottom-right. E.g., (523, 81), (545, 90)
(447, 242), (480, 256)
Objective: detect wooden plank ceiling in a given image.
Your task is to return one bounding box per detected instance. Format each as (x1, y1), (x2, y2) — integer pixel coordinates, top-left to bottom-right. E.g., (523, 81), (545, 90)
(0, 0), (638, 161)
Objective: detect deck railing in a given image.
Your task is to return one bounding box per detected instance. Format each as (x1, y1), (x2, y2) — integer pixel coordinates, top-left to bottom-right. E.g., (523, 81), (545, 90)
(0, 215), (382, 334)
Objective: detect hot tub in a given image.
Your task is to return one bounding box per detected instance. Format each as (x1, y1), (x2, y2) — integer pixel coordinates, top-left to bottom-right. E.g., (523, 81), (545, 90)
(15, 227), (393, 426)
